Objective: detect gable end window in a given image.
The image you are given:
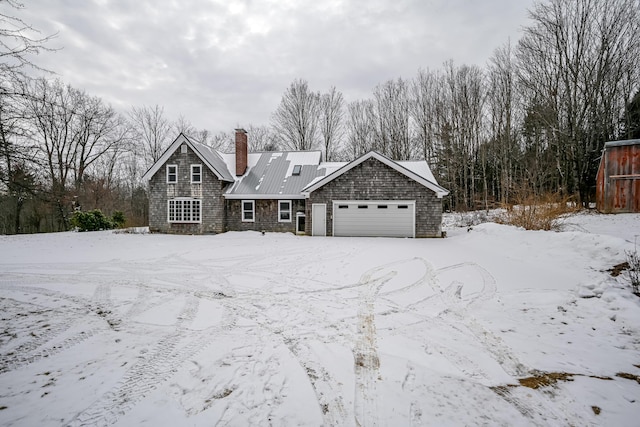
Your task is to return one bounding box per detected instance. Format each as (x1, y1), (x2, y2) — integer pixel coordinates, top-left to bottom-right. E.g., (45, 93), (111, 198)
(278, 200), (292, 222)
(168, 198), (201, 223)
(242, 200), (255, 222)
(191, 164), (202, 184)
(167, 165), (177, 183)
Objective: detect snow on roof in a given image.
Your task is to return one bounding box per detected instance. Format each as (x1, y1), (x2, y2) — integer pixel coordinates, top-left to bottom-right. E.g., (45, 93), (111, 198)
(301, 151), (449, 197)
(225, 151), (323, 199)
(218, 152), (262, 177)
(397, 160), (439, 185)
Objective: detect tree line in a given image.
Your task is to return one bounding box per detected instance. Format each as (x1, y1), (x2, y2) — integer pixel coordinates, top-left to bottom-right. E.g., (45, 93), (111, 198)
(271, 0), (640, 210)
(1, 0), (640, 234)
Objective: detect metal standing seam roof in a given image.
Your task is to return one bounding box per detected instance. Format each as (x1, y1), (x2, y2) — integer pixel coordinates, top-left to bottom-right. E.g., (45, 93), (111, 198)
(143, 135), (447, 198)
(224, 151), (324, 198)
(190, 141), (235, 182)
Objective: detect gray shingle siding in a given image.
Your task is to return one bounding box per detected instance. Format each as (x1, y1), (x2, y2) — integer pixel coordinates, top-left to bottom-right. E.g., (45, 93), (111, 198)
(148, 145), (227, 234)
(225, 199), (305, 233)
(306, 157), (443, 237)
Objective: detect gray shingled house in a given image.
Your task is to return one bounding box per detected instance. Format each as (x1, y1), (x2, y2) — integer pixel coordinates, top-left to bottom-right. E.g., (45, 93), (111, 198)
(141, 129), (449, 237)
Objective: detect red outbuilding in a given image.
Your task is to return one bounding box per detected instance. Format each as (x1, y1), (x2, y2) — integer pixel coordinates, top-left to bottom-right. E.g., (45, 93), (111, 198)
(596, 139), (640, 213)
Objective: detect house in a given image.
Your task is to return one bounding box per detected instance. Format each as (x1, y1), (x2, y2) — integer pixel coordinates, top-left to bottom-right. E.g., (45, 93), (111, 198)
(596, 139), (640, 213)
(141, 129), (449, 237)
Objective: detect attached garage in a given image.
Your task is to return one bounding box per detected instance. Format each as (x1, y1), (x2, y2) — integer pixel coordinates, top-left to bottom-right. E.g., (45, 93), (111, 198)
(333, 201), (415, 237)
(302, 152), (449, 238)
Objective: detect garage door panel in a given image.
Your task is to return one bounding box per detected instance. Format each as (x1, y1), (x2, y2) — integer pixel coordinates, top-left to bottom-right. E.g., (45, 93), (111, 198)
(333, 201), (414, 237)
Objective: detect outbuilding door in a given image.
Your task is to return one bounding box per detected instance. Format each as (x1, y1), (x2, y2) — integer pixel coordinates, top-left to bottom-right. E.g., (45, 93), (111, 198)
(332, 201), (415, 237)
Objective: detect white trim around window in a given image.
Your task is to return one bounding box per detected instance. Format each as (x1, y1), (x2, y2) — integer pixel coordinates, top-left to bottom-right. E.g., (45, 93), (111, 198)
(241, 200), (255, 222)
(191, 164), (202, 184)
(166, 164), (177, 183)
(278, 200), (292, 222)
(168, 198), (201, 223)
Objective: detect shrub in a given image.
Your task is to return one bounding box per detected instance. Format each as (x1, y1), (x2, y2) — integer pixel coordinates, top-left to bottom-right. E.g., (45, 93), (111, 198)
(496, 193), (580, 231)
(70, 209), (114, 232)
(626, 246), (640, 296)
(111, 211), (126, 228)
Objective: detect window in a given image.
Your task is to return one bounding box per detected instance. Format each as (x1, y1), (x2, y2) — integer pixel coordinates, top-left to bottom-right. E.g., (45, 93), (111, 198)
(338, 205), (349, 209)
(168, 199), (201, 223)
(167, 165), (177, 183)
(242, 200), (255, 222)
(358, 205), (368, 209)
(398, 205), (409, 209)
(278, 200), (292, 222)
(292, 165), (302, 176)
(377, 205), (388, 209)
(191, 164), (202, 183)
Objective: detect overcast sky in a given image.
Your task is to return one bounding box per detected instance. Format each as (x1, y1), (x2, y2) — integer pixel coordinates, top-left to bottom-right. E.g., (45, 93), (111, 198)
(16, 0), (536, 135)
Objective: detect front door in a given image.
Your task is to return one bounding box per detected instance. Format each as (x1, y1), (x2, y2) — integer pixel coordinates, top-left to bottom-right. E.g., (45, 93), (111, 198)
(312, 204), (326, 236)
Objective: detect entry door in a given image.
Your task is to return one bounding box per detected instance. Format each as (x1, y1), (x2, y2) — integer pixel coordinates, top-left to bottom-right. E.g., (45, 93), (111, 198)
(312, 204), (326, 236)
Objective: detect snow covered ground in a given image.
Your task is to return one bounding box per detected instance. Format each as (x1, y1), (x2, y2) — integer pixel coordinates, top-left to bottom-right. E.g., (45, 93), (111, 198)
(1, 211), (639, 426)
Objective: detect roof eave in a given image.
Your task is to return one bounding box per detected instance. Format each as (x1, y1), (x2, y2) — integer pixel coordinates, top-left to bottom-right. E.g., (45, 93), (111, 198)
(140, 133), (234, 183)
(224, 193), (305, 200)
(303, 151), (450, 196)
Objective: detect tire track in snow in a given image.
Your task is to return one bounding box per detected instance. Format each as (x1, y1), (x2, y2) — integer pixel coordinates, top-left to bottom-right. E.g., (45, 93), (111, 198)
(214, 287), (355, 425)
(434, 263), (588, 425)
(353, 265), (395, 427)
(67, 294), (225, 427)
(208, 337), (290, 426)
(287, 338), (350, 426)
(491, 385), (587, 426)
(0, 285), (109, 374)
(435, 264), (528, 378)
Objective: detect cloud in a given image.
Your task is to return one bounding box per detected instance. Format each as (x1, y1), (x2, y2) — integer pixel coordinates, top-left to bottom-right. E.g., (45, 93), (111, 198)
(15, 0), (533, 134)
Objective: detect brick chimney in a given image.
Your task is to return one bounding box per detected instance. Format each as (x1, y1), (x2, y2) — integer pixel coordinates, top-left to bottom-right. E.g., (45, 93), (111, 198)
(235, 128), (247, 176)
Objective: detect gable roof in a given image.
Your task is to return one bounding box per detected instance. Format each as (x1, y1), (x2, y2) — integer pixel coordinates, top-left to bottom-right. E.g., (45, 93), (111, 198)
(224, 151), (323, 199)
(141, 133), (234, 183)
(301, 151), (449, 198)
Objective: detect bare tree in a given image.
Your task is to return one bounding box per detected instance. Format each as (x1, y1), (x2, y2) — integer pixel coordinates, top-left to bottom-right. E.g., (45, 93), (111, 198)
(24, 78), (132, 229)
(0, 80), (38, 233)
(346, 99), (376, 159)
(272, 79), (320, 151)
(0, 0), (55, 233)
(433, 62), (485, 210)
(517, 0), (640, 204)
(486, 41), (522, 205)
(0, 0), (56, 92)
(173, 114), (197, 137)
(410, 68), (440, 164)
(247, 124), (279, 151)
(129, 105), (173, 168)
(372, 78), (413, 160)
(74, 96), (133, 188)
(318, 86), (344, 160)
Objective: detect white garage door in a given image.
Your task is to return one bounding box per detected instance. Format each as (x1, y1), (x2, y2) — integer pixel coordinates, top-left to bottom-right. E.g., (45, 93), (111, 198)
(333, 201), (415, 237)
